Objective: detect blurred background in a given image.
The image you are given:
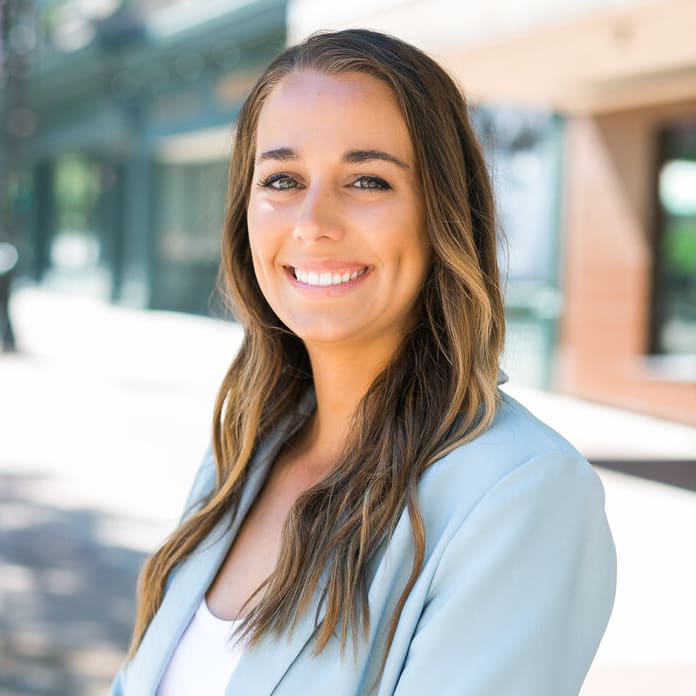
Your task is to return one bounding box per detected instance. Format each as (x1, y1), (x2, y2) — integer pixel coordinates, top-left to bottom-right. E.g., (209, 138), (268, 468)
(0, 0), (694, 693)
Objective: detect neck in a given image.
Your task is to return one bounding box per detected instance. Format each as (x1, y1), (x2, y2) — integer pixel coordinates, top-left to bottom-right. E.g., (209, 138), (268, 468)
(297, 335), (401, 473)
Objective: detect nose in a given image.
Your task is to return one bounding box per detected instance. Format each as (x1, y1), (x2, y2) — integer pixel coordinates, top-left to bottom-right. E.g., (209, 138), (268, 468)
(292, 182), (344, 242)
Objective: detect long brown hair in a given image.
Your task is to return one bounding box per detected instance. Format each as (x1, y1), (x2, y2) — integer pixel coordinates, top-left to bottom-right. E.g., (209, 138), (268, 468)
(129, 28), (505, 679)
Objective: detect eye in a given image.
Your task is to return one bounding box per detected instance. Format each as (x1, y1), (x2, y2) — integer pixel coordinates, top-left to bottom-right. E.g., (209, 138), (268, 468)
(258, 173), (301, 190)
(352, 175), (391, 191)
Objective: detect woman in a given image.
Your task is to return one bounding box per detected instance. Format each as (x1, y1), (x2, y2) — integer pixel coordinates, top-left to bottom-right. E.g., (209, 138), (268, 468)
(112, 29), (616, 695)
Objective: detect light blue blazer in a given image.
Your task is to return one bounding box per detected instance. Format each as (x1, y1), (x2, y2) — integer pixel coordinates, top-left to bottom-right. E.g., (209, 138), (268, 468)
(112, 381), (616, 695)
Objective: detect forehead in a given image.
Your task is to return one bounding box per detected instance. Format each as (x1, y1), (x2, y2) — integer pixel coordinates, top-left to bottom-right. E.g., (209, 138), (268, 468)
(255, 70), (414, 159)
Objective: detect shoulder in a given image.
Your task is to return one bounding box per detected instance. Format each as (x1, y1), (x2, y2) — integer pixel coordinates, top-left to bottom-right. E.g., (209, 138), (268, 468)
(179, 446), (217, 523)
(417, 389), (605, 541)
(384, 393), (615, 696)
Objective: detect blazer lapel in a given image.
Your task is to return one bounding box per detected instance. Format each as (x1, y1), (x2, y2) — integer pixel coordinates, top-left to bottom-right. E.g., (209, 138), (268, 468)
(123, 391), (316, 694)
(224, 568), (330, 696)
(223, 388), (329, 695)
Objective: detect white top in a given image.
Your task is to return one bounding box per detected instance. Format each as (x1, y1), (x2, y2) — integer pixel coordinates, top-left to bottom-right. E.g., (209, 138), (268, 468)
(157, 598), (248, 695)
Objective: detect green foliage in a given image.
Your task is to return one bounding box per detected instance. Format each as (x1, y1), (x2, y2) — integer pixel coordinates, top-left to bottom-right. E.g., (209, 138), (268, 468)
(54, 153), (100, 232)
(664, 218), (696, 275)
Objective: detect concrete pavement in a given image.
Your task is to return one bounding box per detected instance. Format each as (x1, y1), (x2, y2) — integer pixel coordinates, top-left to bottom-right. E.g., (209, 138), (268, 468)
(1, 286), (694, 695)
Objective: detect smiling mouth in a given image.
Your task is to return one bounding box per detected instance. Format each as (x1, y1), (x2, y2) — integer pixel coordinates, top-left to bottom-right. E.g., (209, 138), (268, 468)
(287, 266), (370, 287)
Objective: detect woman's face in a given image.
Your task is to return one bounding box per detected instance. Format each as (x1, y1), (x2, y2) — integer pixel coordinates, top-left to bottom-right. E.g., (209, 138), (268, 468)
(247, 70), (431, 353)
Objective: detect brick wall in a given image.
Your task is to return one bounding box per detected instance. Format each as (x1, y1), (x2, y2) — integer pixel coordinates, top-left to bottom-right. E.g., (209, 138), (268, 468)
(557, 100), (696, 426)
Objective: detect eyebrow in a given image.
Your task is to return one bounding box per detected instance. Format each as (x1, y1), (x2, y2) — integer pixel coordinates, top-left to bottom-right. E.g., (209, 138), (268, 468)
(256, 147), (296, 164)
(256, 147), (410, 169)
(344, 149), (410, 169)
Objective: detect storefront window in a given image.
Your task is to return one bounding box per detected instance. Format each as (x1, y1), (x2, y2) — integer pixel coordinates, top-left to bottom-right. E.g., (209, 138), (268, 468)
(156, 160), (226, 265)
(473, 106), (563, 388)
(151, 158), (228, 313)
(46, 153), (112, 296)
(654, 123), (696, 356)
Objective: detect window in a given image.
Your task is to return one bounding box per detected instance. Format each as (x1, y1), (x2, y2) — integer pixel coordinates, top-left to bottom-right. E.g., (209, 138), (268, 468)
(653, 123), (696, 356)
(473, 106), (563, 388)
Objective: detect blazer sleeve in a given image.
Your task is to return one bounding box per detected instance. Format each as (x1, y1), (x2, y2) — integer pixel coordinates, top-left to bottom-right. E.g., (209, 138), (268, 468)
(392, 450), (617, 696)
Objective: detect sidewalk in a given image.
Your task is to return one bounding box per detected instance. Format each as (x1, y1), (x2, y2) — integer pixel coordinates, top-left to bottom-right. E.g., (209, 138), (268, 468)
(1, 286), (695, 695)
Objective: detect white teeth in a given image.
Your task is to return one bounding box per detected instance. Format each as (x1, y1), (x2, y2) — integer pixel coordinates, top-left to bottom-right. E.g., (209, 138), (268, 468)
(292, 267), (367, 286)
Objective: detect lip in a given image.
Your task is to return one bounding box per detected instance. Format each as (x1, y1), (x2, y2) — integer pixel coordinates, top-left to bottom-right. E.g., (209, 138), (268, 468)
(283, 263), (373, 295)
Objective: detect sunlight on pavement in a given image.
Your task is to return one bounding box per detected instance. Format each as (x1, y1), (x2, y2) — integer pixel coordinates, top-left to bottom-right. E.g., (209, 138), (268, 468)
(1, 288), (695, 695)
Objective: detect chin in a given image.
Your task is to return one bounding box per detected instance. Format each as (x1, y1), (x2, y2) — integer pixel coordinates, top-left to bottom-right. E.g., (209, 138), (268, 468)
(293, 327), (359, 346)
(283, 316), (364, 346)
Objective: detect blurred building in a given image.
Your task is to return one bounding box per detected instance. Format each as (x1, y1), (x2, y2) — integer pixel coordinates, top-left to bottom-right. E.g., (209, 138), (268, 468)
(1, 0), (286, 314)
(2, 0), (694, 424)
(289, 0), (696, 425)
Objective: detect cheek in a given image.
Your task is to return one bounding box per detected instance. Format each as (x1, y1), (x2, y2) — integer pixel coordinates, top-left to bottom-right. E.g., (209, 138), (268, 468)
(379, 207), (429, 275)
(393, 222), (431, 303)
(246, 216), (276, 304)
(247, 198), (269, 245)
(247, 201), (281, 268)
